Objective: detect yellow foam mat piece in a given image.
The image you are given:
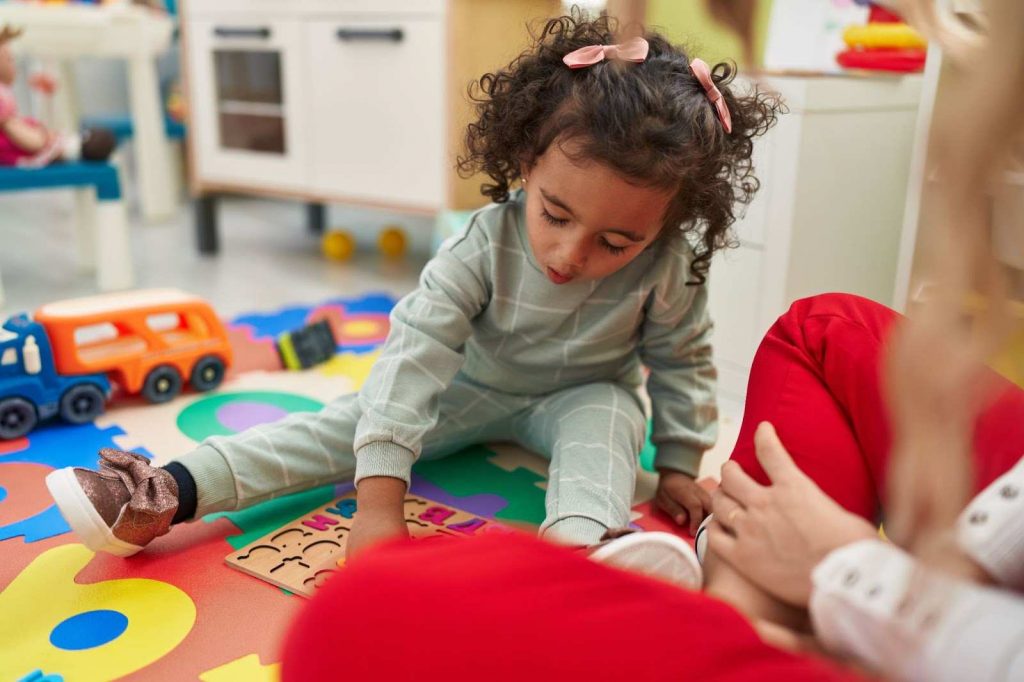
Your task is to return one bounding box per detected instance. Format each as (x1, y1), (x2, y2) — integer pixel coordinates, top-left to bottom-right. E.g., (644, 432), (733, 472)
(200, 654), (280, 682)
(0, 544), (195, 681)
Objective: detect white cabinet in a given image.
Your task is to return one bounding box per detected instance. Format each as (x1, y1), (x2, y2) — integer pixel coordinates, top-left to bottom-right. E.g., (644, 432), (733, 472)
(305, 17), (445, 209)
(187, 18), (310, 191)
(709, 73), (922, 400)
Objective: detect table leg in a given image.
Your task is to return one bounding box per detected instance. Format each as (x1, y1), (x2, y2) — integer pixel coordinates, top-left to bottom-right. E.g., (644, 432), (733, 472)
(195, 194), (219, 255)
(128, 56), (178, 222)
(75, 187), (97, 273)
(96, 197), (134, 291)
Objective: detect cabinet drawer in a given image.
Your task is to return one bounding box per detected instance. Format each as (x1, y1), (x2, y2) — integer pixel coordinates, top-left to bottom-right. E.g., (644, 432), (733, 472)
(305, 16), (445, 209)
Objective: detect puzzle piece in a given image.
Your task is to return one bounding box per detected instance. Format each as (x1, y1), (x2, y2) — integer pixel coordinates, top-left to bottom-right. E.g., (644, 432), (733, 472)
(207, 485), (338, 552)
(486, 444), (549, 486)
(200, 655), (279, 682)
(0, 437), (29, 457)
(305, 305), (393, 353)
(225, 326), (283, 377)
(231, 294), (394, 347)
(18, 670), (64, 682)
(0, 423), (144, 543)
(0, 463), (53, 528)
(414, 445), (547, 526)
(317, 350), (380, 388)
(76, 516), (303, 680)
(226, 493), (504, 597)
(0, 544), (194, 682)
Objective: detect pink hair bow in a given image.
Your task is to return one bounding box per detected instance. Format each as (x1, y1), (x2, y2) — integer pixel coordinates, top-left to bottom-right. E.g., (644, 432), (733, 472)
(562, 36), (650, 69)
(690, 58), (732, 134)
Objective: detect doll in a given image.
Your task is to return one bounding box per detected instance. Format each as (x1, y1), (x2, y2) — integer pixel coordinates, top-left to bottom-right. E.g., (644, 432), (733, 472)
(0, 25), (116, 168)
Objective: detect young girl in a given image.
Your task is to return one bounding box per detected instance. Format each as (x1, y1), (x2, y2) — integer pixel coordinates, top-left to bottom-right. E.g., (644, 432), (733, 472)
(46, 11), (781, 562)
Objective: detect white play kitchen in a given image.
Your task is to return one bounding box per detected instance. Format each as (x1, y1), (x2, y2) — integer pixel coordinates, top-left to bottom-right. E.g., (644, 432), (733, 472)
(179, 0), (558, 252)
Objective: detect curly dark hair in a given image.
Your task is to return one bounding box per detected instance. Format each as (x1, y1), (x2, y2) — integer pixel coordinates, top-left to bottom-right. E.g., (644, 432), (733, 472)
(458, 9), (785, 285)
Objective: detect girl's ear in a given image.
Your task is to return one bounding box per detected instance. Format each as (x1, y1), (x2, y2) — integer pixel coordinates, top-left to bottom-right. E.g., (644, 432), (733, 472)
(519, 157), (534, 183)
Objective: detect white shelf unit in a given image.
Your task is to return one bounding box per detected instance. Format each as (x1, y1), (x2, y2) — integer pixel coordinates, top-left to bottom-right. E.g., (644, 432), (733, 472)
(708, 72), (923, 400)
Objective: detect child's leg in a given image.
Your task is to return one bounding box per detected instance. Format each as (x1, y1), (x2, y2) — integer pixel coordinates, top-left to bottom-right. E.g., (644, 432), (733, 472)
(173, 392), (363, 518)
(49, 375), (529, 555)
(175, 375), (531, 518)
(515, 382), (645, 546)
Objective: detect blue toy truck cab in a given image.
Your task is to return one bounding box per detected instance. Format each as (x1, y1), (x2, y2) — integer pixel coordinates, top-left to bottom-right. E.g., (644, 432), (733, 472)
(0, 314), (111, 440)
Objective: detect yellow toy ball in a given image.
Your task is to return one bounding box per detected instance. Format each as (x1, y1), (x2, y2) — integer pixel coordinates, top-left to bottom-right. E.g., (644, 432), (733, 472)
(322, 230), (356, 261)
(378, 226), (407, 258)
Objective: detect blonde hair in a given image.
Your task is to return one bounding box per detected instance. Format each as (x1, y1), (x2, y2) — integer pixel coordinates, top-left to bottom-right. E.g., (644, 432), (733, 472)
(882, 0), (1024, 563)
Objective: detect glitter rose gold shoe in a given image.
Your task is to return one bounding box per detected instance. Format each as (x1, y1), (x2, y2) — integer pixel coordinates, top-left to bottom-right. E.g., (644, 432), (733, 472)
(46, 449), (179, 557)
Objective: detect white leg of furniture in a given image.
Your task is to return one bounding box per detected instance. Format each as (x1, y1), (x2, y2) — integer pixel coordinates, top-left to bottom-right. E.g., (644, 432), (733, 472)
(75, 187), (98, 273)
(54, 58), (81, 132)
(95, 197), (134, 291)
(128, 55), (177, 223)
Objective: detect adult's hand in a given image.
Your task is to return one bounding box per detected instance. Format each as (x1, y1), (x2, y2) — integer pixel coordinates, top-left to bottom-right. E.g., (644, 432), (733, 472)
(710, 422), (877, 607)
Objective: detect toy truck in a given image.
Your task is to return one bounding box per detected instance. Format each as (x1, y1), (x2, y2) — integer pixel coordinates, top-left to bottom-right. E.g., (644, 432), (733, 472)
(0, 289), (232, 440)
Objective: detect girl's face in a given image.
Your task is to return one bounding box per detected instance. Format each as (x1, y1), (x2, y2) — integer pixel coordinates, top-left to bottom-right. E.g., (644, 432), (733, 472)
(523, 142), (673, 285)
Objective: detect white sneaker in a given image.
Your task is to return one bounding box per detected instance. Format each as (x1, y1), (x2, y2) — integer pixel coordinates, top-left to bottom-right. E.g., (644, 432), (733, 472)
(589, 531), (703, 589)
(695, 514), (713, 564)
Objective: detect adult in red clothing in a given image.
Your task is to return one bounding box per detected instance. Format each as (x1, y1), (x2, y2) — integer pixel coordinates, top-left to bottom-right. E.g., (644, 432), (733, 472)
(280, 293), (1024, 681)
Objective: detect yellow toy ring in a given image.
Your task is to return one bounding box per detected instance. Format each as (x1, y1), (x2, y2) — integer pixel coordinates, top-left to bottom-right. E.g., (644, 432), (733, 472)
(844, 23), (927, 50)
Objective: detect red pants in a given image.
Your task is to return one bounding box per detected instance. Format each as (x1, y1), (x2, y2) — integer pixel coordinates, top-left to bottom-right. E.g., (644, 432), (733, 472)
(729, 294), (1024, 521)
(281, 294), (1024, 681)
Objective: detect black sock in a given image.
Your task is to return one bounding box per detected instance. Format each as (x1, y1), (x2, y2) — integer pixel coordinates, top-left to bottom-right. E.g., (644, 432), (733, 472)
(163, 462), (198, 525)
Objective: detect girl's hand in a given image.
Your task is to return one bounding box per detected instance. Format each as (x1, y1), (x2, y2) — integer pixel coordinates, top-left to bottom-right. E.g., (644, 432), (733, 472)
(346, 476), (409, 560)
(710, 423), (877, 607)
(346, 509), (409, 560)
(656, 469), (712, 535)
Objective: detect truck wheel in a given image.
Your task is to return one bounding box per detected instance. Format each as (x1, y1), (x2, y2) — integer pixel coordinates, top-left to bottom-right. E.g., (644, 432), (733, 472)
(141, 365), (182, 404)
(59, 383), (107, 425)
(190, 355), (226, 392)
(0, 398), (38, 440)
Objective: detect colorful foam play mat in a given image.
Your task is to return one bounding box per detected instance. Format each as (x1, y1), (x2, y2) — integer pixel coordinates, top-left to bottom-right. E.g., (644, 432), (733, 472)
(0, 292), (679, 681)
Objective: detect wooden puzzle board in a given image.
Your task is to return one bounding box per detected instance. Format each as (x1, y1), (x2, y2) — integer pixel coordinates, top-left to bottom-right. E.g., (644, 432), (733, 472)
(225, 493), (504, 597)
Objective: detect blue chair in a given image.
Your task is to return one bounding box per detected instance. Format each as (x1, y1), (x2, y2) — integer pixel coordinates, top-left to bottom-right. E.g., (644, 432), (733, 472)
(0, 162), (133, 306)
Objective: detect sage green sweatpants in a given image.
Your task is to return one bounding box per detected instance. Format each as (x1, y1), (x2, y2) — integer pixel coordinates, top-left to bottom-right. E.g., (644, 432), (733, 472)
(174, 375), (645, 546)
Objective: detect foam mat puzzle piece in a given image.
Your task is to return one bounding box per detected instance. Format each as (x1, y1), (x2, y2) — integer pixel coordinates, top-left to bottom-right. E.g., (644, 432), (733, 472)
(207, 484), (339, 551)
(0, 462), (54, 528)
(226, 326), (283, 377)
(0, 423), (145, 542)
(96, 371), (351, 465)
(76, 516), (303, 680)
(231, 293), (394, 344)
(414, 445), (547, 525)
(0, 544), (194, 682)
(317, 349), (380, 389)
(408, 478), (508, 519)
(18, 670), (64, 682)
(200, 654), (279, 682)
(485, 444), (549, 487)
(0, 436), (29, 456)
